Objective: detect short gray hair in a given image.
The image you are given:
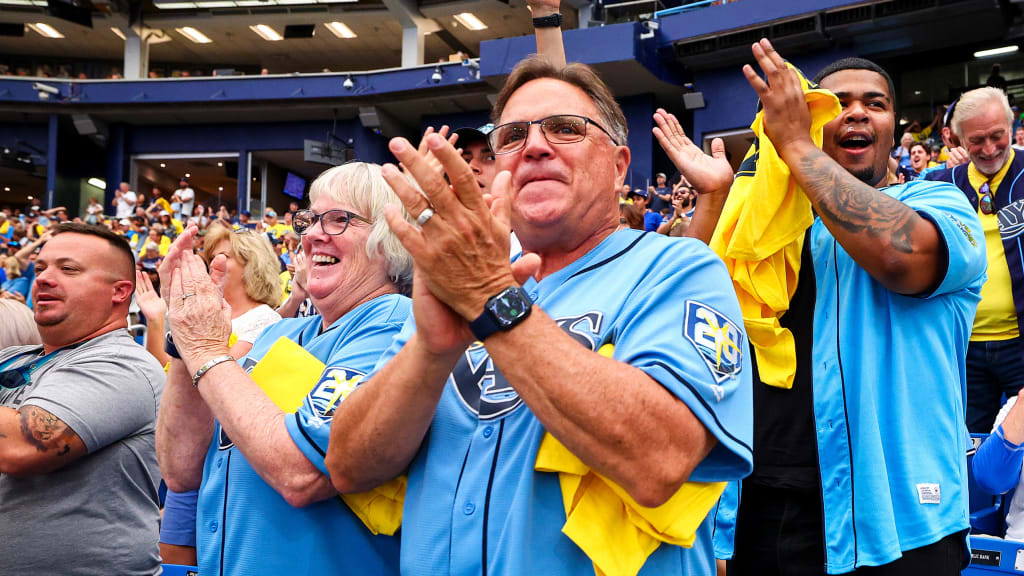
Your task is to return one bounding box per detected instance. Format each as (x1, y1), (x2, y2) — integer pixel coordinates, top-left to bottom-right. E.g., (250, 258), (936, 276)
(308, 162), (414, 295)
(952, 87), (1013, 140)
(492, 55), (628, 148)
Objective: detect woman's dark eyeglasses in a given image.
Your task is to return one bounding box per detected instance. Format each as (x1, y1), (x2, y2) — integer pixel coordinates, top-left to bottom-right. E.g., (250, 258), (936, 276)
(980, 182), (994, 215)
(487, 114), (619, 155)
(292, 209), (371, 236)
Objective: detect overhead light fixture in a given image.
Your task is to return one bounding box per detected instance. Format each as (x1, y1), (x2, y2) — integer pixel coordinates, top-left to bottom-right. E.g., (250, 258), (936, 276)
(913, 90), (921, 96)
(218, 186), (223, 191)
(176, 26), (212, 44)
(217, 162), (223, 167)
(195, 0), (235, 6)
(111, 27), (126, 40)
(27, 195), (33, 200)
(3, 186), (9, 192)
(453, 13), (487, 31)
(249, 24), (283, 42)
(0, 0), (47, 6)
(87, 177), (106, 190)
(160, 163), (167, 168)
(185, 173), (191, 178)
(27, 22), (64, 39)
(975, 45), (1019, 59)
(325, 21), (356, 38)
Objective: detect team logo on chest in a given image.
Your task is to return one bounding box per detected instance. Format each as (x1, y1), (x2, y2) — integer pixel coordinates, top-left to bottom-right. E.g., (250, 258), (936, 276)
(304, 367), (365, 426)
(998, 199), (1024, 241)
(450, 311), (604, 419)
(683, 300), (743, 383)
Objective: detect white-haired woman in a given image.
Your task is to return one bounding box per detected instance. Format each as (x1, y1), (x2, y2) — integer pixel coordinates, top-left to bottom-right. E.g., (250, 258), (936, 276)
(155, 162), (412, 576)
(0, 299), (40, 348)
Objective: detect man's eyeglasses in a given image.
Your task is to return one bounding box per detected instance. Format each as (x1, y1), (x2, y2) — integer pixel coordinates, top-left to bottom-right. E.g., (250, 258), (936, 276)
(980, 182), (994, 215)
(487, 114), (620, 155)
(292, 209), (371, 236)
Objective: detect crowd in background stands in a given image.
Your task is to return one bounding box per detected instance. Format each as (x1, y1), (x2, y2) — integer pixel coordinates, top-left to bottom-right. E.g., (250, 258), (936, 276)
(0, 187), (307, 326)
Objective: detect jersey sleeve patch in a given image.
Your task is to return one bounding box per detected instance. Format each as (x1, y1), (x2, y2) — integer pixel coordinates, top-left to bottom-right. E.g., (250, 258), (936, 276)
(303, 366), (366, 427)
(683, 300), (744, 384)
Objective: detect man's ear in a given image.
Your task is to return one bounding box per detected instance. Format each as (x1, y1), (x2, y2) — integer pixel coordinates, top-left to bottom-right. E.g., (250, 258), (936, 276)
(112, 279), (135, 305)
(613, 145), (632, 190)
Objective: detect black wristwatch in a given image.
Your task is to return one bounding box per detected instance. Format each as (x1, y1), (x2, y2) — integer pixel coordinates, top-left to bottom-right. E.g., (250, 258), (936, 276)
(532, 13), (563, 28)
(469, 286), (534, 342)
(165, 332), (182, 360)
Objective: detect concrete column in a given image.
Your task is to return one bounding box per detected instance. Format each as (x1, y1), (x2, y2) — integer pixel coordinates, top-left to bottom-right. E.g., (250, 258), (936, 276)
(402, 26), (426, 68)
(123, 28), (149, 80)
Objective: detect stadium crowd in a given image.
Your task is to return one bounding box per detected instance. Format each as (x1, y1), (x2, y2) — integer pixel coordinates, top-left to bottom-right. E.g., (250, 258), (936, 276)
(2, 0), (1024, 575)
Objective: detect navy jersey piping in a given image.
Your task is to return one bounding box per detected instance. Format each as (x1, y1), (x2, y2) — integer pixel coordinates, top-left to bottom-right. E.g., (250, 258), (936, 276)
(449, 443), (472, 570)
(294, 412), (326, 457)
(832, 241), (858, 567)
(568, 232), (648, 280)
(481, 420), (505, 576)
(651, 360), (753, 456)
(220, 451), (231, 575)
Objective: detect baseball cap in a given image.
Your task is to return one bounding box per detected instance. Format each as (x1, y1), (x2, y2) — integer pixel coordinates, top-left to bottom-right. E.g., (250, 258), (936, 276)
(655, 172), (667, 179)
(265, 209), (277, 218)
(454, 124), (496, 150)
(159, 210), (170, 216)
(628, 189), (648, 199)
(119, 218), (131, 226)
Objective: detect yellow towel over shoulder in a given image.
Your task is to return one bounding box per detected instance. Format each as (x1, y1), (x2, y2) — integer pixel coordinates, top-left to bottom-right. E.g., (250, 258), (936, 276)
(708, 64), (840, 389)
(534, 344), (726, 576)
(249, 336), (405, 536)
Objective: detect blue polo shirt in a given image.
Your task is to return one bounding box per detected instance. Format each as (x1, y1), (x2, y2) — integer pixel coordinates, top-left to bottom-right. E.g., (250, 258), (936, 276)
(810, 179), (986, 572)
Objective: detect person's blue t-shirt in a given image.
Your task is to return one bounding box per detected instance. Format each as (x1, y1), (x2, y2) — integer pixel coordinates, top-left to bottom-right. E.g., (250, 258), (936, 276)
(643, 211), (662, 232)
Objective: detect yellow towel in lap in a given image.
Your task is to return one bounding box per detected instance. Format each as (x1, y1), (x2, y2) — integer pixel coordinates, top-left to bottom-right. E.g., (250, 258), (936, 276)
(534, 344), (727, 576)
(248, 336), (406, 535)
(708, 64), (840, 389)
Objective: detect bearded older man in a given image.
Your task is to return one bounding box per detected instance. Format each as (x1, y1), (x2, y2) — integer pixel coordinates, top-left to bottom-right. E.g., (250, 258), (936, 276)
(325, 56), (753, 575)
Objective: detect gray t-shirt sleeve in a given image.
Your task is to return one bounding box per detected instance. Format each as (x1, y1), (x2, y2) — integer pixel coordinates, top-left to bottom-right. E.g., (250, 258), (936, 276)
(22, 348), (162, 453)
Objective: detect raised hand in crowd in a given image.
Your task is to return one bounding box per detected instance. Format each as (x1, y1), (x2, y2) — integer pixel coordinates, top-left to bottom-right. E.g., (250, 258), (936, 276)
(652, 108), (732, 243)
(526, 0), (566, 67)
(946, 145), (970, 168)
(410, 125), (459, 178)
(136, 269), (169, 366)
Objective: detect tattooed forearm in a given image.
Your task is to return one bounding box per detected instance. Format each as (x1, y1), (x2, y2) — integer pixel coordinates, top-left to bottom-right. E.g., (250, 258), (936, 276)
(797, 150), (917, 254)
(19, 406), (76, 455)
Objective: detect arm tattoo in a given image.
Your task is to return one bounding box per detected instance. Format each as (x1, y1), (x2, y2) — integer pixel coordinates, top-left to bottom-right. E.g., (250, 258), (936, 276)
(19, 406), (77, 456)
(798, 150), (916, 254)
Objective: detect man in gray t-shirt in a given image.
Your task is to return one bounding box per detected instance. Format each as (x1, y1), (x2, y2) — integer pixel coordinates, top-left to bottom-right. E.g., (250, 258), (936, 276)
(0, 223), (165, 576)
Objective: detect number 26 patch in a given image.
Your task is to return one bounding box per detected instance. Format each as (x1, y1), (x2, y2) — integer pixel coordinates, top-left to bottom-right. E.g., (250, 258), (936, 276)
(683, 300), (744, 383)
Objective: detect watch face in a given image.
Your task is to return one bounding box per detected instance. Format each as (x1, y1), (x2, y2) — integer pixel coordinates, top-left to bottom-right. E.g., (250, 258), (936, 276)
(490, 288), (530, 327)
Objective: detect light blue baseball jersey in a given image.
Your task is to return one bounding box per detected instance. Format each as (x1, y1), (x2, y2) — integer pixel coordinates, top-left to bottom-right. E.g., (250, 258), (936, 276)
(712, 481), (740, 561)
(372, 229), (753, 576)
(810, 179), (986, 573)
(197, 294), (410, 576)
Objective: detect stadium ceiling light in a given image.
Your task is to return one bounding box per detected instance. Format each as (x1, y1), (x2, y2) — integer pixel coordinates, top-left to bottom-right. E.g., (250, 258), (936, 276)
(0, 0), (45, 6)
(27, 22), (64, 39)
(974, 46), (1018, 59)
(250, 24), (283, 41)
(111, 27), (126, 40)
(87, 177), (106, 190)
(195, 1), (235, 6)
(176, 26), (212, 44)
(158, 2), (197, 7)
(325, 21), (356, 39)
(453, 13), (487, 31)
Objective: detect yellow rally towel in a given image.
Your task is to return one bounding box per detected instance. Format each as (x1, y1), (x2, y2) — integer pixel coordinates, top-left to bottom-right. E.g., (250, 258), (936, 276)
(248, 336), (405, 535)
(157, 197), (173, 214)
(534, 344), (726, 576)
(708, 64), (840, 389)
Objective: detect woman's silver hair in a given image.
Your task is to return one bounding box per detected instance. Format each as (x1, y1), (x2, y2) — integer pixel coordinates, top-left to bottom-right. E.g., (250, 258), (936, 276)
(308, 162), (415, 295)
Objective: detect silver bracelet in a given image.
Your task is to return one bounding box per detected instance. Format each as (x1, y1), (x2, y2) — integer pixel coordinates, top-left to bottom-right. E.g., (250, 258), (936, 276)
(191, 354), (235, 388)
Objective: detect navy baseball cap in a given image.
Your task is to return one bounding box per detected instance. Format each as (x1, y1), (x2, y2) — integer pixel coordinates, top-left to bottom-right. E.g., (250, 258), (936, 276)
(454, 124), (495, 150)
(627, 189), (648, 199)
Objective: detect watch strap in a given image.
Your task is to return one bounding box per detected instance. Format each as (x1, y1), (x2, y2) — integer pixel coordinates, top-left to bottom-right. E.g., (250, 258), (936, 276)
(165, 332), (182, 360)
(532, 13), (563, 28)
(469, 286), (533, 342)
